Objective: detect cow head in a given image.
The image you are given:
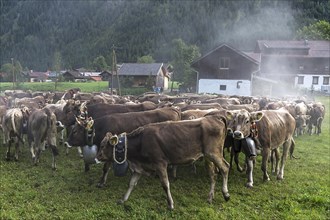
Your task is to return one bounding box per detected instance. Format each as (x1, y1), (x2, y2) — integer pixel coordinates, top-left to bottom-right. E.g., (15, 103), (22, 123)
(62, 99), (81, 127)
(97, 132), (128, 163)
(97, 132), (119, 162)
(67, 116), (94, 147)
(226, 109), (264, 140)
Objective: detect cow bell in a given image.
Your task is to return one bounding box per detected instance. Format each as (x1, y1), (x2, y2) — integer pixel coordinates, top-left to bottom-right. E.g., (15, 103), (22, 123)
(82, 144), (98, 164)
(113, 161), (128, 177)
(241, 137), (257, 160)
(112, 134), (128, 177)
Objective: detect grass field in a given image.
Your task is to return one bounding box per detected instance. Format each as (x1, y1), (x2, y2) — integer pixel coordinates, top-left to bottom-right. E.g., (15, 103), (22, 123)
(0, 96), (329, 219)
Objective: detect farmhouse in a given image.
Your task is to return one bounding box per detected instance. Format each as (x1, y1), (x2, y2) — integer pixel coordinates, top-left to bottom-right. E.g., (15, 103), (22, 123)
(24, 70), (49, 82)
(192, 40), (330, 96)
(116, 63), (170, 90)
(192, 44), (259, 96)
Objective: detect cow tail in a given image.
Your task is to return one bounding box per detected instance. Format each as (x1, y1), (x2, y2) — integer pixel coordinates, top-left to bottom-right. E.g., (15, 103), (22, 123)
(11, 111), (18, 134)
(128, 126), (144, 137)
(290, 138), (299, 159)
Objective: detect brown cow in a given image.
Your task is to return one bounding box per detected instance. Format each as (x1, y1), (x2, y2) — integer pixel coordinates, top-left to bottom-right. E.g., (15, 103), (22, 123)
(2, 107), (30, 160)
(96, 111), (230, 210)
(307, 102), (325, 135)
(227, 108), (296, 187)
(27, 108), (63, 169)
(66, 106), (181, 176)
(181, 108), (218, 120)
(62, 101), (158, 128)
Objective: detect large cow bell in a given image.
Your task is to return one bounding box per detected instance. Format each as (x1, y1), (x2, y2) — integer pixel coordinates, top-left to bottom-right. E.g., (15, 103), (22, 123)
(82, 144), (98, 164)
(241, 137), (257, 160)
(113, 161), (128, 177)
(112, 135), (128, 176)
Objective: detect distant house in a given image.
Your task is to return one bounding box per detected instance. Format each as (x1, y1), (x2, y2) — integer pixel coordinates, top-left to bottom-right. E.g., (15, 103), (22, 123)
(116, 63), (170, 90)
(62, 69), (102, 82)
(25, 70), (49, 82)
(255, 40), (330, 94)
(192, 40), (330, 96)
(192, 44), (259, 96)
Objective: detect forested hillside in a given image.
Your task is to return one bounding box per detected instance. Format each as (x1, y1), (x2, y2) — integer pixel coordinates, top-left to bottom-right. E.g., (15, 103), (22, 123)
(1, 0), (329, 71)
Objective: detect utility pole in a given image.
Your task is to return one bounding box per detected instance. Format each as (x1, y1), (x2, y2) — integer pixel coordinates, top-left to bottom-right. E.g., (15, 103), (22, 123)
(11, 58), (14, 90)
(111, 45), (121, 96)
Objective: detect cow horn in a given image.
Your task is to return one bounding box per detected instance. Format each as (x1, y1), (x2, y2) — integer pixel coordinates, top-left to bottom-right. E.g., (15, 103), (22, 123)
(75, 116), (84, 126)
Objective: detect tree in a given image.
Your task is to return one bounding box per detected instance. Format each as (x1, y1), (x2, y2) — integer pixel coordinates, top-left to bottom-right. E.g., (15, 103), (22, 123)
(170, 39), (200, 92)
(296, 20), (330, 40)
(137, 55), (155, 63)
(92, 56), (108, 71)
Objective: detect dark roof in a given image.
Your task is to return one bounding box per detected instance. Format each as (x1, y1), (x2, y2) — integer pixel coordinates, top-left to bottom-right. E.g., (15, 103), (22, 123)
(28, 71), (48, 79)
(192, 43), (260, 68)
(117, 63), (164, 76)
(63, 70), (83, 78)
(256, 40), (330, 58)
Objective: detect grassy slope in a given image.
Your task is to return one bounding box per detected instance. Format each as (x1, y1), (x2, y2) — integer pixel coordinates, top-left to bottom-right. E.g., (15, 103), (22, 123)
(0, 96), (329, 219)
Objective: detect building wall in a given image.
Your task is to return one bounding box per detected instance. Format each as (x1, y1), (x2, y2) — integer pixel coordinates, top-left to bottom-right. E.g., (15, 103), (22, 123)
(295, 74), (330, 93)
(198, 79), (251, 96)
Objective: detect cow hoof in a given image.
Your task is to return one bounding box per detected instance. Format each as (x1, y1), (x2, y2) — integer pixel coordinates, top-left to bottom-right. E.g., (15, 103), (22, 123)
(223, 193), (230, 201)
(96, 183), (105, 188)
(117, 199), (125, 205)
(277, 175), (284, 180)
(246, 182), (253, 188)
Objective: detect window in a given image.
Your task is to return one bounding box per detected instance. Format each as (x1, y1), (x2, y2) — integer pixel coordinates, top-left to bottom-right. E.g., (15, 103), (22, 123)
(220, 85), (226, 90)
(325, 66), (329, 71)
(312, 76), (319, 85)
(297, 76), (304, 84)
(219, 57), (229, 69)
(323, 76), (329, 85)
(299, 65), (304, 70)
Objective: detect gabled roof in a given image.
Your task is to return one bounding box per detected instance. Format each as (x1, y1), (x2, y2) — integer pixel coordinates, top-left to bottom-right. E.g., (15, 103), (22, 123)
(255, 40), (330, 57)
(28, 71), (48, 79)
(192, 43), (260, 68)
(117, 63), (165, 76)
(63, 70), (83, 78)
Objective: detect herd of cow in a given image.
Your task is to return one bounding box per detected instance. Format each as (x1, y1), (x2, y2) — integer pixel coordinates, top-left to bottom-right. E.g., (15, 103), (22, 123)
(0, 89), (326, 210)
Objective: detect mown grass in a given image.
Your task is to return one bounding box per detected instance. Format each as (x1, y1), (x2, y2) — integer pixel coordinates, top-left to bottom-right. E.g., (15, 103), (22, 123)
(0, 96), (329, 219)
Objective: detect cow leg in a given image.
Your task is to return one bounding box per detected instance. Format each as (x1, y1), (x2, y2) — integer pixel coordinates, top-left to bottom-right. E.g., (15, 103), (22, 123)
(234, 152), (243, 172)
(261, 148), (271, 181)
(245, 157), (254, 188)
(157, 167), (174, 210)
(84, 163), (90, 172)
(209, 155), (230, 202)
(14, 138), (19, 161)
(118, 172), (141, 205)
(205, 160), (217, 203)
(5, 139), (12, 160)
(289, 138), (298, 159)
(271, 149), (280, 174)
(97, 161), (112, 188)
(277, 140), (290, 180)
(78, 147), (83, 158)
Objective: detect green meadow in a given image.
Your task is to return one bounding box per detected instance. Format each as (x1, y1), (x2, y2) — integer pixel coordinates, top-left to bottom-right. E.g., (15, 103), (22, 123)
(0, 85), (329, 219)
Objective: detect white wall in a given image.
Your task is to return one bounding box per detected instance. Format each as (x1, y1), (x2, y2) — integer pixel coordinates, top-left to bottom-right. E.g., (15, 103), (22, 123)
(198, 79), (251, 96)
(295, 74), (330, 92)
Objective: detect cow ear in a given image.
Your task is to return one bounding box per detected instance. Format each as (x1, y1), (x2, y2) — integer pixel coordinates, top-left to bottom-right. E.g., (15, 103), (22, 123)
(251, 111), (264, 122)
(109, 135), (119, 146)
(86, 118), (94, 130)
(226, 111), (234, 120)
